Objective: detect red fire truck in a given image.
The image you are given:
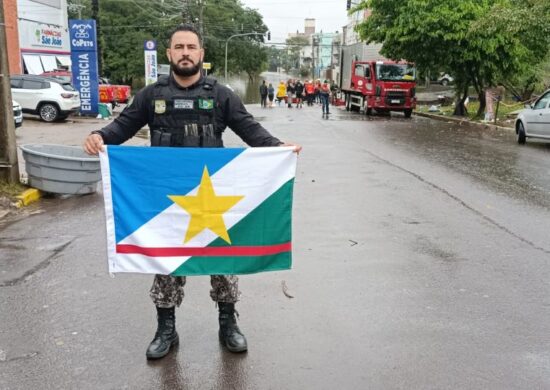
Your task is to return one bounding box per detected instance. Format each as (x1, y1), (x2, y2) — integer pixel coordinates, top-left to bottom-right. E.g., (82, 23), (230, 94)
(341, 60), (417, 117)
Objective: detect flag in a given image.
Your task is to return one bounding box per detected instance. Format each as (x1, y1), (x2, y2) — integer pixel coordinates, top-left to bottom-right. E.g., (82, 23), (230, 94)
(99, 146), (297, 276)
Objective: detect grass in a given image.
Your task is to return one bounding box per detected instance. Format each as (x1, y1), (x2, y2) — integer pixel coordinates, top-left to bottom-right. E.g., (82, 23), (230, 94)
(0, 180), (28, 202)
(416, 99), (525, 127)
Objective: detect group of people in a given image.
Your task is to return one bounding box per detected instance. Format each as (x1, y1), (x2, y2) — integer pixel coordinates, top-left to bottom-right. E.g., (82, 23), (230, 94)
(260, 78), (334, 115)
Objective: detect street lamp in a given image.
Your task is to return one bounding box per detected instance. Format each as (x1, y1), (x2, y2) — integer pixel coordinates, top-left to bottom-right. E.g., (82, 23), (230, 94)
(224, 32), (266, 83)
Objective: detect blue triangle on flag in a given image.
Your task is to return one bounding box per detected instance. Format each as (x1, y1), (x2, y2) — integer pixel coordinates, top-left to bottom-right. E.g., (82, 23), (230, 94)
(106, 146), (245, 242)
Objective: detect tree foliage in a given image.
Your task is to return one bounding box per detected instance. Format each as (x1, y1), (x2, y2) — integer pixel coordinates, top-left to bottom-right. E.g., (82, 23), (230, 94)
(67, 0), (269, 86)
(354, 0), (550, 117)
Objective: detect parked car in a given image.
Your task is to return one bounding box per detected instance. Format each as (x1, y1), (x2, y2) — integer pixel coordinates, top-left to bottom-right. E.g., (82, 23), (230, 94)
(10, 75), (80, 122)
(438, 73), (454, 86)
(41, 71), (131, 105)
(515, 89), (550, 144)
(13, 100), (23, 128)
(40, 70), (72, 83)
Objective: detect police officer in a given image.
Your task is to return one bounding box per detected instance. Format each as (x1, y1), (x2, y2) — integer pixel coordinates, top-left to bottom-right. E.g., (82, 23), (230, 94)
(84, 23), (301, 360)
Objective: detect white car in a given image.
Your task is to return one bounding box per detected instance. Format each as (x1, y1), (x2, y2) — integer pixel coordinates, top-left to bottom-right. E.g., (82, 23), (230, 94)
(13, 100), (23, 128)
(515, 89), (550, 144)
(10, 75), (80, 122)
(438, 73), (454, 86)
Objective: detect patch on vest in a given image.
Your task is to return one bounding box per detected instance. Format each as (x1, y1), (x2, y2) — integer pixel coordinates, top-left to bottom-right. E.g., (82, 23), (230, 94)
(198, 98), (214, 110)
(154, 100), (166, 114)
(174, 99), (194, 109)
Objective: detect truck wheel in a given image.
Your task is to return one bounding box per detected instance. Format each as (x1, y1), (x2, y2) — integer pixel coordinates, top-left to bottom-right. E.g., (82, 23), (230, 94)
(404, 109), (413, 118)
(345, 95), (350, 111)
(364, 102), (372, 115)
(39, 103), (60, 122)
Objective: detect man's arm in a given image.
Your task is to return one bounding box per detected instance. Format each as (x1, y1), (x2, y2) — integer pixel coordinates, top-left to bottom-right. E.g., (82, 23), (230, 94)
(83, 88), (152, 155)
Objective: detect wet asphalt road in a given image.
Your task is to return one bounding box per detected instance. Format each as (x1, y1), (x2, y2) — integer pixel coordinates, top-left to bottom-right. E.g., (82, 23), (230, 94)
(1, 105), (550, 389)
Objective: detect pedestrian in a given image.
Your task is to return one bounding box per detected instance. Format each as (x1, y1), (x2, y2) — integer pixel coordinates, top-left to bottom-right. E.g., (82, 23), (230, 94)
(314, 79), (321, 104)
(286, 79), (295, 108)
(320, 79), (331, 116)
(83, 23), (301, 360)
(259, 79), (268, 108)
(295, 80), (304, 108)
(276, 80), (286, 106)
(305, 80), (315, 106)
(330, 80), (338, 105)
(267, 82), (275, 108)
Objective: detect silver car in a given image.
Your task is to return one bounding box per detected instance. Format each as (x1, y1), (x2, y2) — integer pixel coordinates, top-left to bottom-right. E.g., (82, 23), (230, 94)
(516, 89), (550, 144)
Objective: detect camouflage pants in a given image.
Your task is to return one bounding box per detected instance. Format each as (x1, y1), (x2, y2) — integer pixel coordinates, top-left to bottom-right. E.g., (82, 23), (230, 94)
(149, 274), (240, 308)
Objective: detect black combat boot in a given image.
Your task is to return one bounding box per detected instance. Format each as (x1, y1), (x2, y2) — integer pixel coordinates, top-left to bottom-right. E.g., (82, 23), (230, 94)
(146, 307), (179, 360)
(218, 303), (248, 353)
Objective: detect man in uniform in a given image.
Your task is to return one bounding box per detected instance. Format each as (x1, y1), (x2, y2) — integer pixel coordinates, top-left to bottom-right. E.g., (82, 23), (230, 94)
(83, 23), (301, 360)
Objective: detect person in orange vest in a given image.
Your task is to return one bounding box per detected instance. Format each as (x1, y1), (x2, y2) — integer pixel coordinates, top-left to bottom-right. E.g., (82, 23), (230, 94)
(305, 80), (315, 106)
(319, 79), (331, 116)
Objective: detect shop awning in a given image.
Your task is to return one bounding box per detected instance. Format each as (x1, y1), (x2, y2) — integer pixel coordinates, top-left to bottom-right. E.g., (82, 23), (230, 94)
(40, 55), (58, 72)
(56, 56), (71, 69)
(22, 54), (44, 75)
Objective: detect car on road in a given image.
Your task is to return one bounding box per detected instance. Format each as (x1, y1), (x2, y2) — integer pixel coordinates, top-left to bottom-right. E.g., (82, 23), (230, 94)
(10, 74), (80, 122)
(13, 100), (23, 128)
(515, 89), (550, 144)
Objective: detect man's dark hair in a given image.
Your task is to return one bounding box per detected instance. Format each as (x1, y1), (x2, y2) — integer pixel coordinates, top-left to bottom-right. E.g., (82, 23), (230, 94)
(168, 23), (203, 47)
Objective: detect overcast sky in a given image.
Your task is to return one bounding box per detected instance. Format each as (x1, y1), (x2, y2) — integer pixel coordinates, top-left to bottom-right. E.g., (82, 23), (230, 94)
(240, 0), (348, 44)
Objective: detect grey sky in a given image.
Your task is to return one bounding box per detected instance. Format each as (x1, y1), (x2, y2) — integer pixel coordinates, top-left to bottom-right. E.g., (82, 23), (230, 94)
(240, 0), (348, 44)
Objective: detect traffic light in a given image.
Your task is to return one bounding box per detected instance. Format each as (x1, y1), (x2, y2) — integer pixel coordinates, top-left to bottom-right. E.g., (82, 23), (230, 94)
(267, 31), (271, 41)
(346, 0), (351, 10)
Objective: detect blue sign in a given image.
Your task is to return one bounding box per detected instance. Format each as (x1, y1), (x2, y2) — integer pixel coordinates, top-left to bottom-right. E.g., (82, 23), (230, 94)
(69, 19), (99, 115)
(144, 40), (156, 51)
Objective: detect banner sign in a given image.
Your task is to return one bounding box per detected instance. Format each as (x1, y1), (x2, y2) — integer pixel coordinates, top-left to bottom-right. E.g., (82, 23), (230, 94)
(144, 40), (158, 86)
(69, 19), (99, 115)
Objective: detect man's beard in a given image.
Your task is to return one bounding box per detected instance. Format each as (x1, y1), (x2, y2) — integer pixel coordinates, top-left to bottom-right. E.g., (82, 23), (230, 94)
(170, 58), (202, 77)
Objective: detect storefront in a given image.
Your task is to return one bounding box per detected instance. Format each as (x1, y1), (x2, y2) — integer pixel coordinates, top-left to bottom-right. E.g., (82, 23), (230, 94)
(17, 0), (71, 74)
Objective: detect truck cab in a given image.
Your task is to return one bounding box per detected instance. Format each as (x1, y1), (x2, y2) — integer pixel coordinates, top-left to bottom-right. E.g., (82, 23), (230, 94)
(344, 60), (417, 117)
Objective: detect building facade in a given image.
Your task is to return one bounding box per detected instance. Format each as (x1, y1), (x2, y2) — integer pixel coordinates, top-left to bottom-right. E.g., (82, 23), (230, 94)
(6, 0), (71, 75)
(3, 0), (22, 74)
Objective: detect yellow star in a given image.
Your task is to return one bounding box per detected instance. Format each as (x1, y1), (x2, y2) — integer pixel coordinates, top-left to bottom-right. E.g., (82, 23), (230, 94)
(168, 166), (244, 244)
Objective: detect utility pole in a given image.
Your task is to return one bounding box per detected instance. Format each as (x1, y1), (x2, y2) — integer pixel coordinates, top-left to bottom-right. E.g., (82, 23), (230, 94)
(0, 4), (20, 182)
(311, 36), (315, 79)
(198, 0), (204, 39)
(91, 0), (102, 75)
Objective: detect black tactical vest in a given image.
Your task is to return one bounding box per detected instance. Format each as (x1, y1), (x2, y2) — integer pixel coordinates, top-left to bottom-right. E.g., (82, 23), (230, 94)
(149, 76), (223, 148)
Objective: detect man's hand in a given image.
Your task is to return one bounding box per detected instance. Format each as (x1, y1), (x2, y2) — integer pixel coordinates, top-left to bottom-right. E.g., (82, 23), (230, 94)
(281, 142), (302, 154)
(84, 133), (105, 155)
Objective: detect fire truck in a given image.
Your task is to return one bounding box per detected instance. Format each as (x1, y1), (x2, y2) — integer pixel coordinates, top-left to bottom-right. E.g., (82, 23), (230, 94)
(341, 60), (417, 117)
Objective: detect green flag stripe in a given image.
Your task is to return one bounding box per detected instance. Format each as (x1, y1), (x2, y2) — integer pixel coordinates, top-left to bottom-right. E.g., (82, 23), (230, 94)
(171, 178), (294, 276)
(171, 252), (291, 276)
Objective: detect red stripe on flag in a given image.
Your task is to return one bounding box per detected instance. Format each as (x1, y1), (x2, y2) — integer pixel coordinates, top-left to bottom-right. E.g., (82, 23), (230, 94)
(116, 242), (292, 257)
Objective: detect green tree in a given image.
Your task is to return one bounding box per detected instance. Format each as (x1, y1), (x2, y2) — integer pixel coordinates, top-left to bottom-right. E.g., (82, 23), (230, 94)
(354, 0), (550, 118)
(474, 0), (550, 101)
(67, 0), (269, 85)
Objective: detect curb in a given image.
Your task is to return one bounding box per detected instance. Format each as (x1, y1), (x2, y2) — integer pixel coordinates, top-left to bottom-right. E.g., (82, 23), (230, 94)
(16, 188), (42, 208)
(414, 111), (515, 132)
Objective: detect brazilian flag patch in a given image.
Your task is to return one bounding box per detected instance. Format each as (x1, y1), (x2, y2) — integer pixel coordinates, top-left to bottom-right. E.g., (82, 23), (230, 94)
(198, 98), (214, 110)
